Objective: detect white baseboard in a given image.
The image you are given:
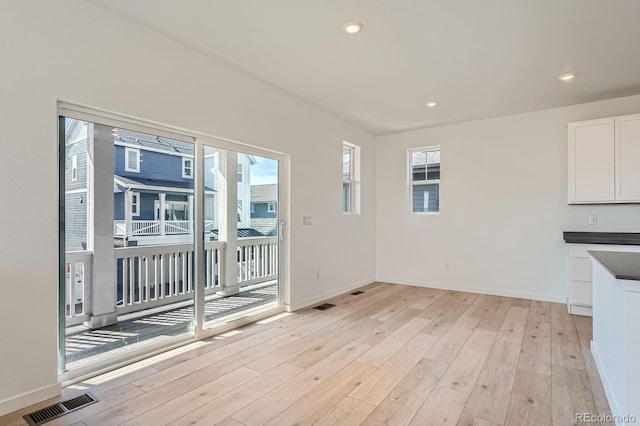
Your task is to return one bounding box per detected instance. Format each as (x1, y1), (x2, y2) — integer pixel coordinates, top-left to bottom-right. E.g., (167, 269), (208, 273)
(569, 304), (593, 317)
(377, 277), (565, 304)
(287, 277), (375, 311)
(591, 341), (621, 425)
(0, 383), (60, 417)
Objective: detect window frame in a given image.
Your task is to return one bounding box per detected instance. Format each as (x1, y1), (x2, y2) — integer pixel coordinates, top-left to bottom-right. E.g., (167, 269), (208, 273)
(124, 147), (140, 173)
(182, 157), (193, 179)
(267, 202), (277, 213)
(408, 145), (441, 215)
(342, 141), (360, 214)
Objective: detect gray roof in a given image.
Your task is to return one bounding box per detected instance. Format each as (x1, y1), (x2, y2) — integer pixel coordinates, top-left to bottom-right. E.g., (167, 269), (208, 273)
(115, 129), (194, 155)
(250, 184), (278, 202)
(250, 218), (278, 236)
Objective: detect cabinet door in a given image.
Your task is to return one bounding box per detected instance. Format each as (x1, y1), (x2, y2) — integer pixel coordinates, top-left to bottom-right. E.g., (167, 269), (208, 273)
(615, 114), (640, 201)
(568, 118), (615, 203)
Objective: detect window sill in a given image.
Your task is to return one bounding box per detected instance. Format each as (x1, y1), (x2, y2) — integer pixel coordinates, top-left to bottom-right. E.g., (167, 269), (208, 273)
(411, 211), (440, 216)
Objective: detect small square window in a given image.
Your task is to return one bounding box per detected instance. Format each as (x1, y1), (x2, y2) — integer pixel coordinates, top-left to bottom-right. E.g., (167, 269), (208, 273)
(267, 203), (277, 213)
(182, 157), (193, 179)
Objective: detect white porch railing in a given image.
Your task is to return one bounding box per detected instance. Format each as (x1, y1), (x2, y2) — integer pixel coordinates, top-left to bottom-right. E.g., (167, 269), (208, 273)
(114, 241), (225, 315)
(237, 237), (279, 287)
(132, 220), (162, 235)
(164, 220), (190, 234)
(65, 236), (278, 324)
(114, 220), (193, 236)
(65, 250), (93, 326)
(115, 220), (217, 237)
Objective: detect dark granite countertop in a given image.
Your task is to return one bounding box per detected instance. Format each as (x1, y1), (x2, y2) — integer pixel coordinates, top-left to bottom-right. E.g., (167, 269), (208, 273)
(563, 232), (640, 245)
(589, 251), (640, 281)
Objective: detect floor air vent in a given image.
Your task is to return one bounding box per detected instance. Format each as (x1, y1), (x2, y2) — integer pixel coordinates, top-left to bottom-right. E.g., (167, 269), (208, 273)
(351, 290), (365, 295)
(24, 393), (98, 426)
(313, 303), (336, 311)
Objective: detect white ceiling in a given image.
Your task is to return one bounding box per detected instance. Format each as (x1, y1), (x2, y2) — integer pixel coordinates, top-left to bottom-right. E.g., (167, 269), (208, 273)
(90, 0), (640, 135)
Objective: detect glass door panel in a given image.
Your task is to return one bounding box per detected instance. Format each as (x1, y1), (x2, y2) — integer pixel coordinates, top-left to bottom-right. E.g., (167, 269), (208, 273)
(201, 145), (280, 330)
(60, 117), (195, 374)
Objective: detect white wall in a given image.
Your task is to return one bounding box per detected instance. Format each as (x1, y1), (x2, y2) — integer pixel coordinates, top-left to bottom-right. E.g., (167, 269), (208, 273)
(0, 0), (376, 413)
(376, 95), (640, 302)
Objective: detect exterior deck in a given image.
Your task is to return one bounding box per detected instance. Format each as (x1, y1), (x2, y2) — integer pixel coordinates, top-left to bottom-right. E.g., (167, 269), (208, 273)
(65, 283), (277, 370)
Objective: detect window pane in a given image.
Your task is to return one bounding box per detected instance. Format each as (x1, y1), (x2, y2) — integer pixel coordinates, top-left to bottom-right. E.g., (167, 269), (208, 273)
(127, 151), (137, 170)
(426, 149), (440, 180)
(412, 183), (439, 212)
(343, 182), (352, 212)
(412, 165), (426, 181)
(426, 150), (440, 164)
(411, 151), (426, 181)
(426, 163), (440, 180)
(343, 150), (351, 180)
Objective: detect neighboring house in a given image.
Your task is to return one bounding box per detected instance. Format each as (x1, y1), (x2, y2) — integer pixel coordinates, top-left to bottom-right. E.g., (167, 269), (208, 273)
(64, 119), (90, 251)
(113, 129), (201, 246)
(64, 119), (257, 248)
(250, 184), (278, 236)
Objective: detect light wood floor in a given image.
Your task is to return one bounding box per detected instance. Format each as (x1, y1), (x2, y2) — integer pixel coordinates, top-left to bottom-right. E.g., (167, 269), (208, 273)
(2, 283), (613, 426)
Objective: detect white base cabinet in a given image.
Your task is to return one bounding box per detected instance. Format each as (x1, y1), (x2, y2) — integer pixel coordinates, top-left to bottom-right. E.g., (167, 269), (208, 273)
(567, 244), (640, 316)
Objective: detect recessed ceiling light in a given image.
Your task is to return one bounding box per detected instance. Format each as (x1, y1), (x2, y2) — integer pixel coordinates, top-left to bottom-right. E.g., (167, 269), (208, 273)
(426, 101), (438, 108)
(343, 22), (363, 34)
(558, 72), (577, 82)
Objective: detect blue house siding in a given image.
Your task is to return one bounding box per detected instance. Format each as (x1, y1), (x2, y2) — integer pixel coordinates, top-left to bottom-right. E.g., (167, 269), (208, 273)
(251, 202), (277, 219)
(65, 139), (89, 251)
(65, 192), (87, 251)
(115, 145), (193, 184)
(65, 140), (88, 191)
(114, 192), (124, 221)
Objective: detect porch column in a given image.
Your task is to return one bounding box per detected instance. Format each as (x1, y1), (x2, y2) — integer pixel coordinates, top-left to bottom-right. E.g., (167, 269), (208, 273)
(218, 150), (239, 296)
(86, 123), (117, 329)
(159, 193), (166, 236)
(124, 190), (133, 242)
(188, 195), (194, 235)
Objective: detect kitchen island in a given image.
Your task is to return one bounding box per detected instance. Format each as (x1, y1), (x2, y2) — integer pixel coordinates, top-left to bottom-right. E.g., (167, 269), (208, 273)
(589, 250), (640, 425)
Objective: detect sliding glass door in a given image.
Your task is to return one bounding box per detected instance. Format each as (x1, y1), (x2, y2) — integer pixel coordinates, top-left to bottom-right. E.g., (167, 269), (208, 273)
(59, 107), (285, 377)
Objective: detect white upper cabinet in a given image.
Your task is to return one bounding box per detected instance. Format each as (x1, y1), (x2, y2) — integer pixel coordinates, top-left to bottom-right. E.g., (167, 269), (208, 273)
(568, 114), (640, 204)
(615, 114), (640, 201)
(569, 118), (615, 203)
